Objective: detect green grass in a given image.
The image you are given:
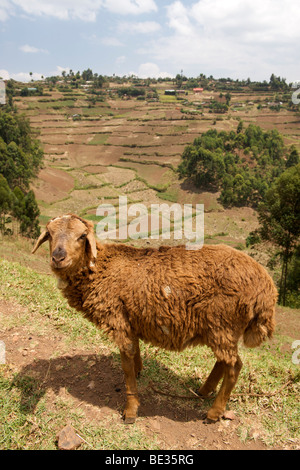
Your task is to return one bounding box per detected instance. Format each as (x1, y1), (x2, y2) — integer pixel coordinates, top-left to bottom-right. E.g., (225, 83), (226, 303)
(88, 134), (109, 145)
(27, 100), (77, 110)
(0, 366), (154, 450)
(159, 95), (178, 103)
(0, 258), (159, 450)
(0, 257), (299, 449)
(158, 187), (179, 203)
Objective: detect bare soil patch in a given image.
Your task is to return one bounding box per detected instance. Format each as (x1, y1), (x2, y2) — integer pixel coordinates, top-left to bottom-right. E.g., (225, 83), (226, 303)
(31, 168), (74, 203)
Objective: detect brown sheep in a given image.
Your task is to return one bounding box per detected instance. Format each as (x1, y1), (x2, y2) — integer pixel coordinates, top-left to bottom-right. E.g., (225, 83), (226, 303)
(32, 214), (277, 423)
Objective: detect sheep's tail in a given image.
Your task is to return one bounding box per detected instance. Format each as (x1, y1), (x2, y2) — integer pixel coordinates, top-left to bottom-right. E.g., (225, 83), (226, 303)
(243, 283), (277, 348)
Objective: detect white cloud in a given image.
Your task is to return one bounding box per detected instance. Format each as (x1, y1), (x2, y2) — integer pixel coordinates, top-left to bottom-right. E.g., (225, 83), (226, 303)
(54, 65), (70, 76)
(143, 0), (300, 81)
(190, 0), (300, 43)
(131, 62), (173, 79)
(103, 0), (157, 15)
(2, 0), (157, 22)
(115, 55), (126, 66)
(82, 32), (124, 47)
(20, 44), (48, 53)
(101, 36), (124, 46)
(166, 0), (192, 36)
(0, 0), (13, 21)
(0, 69), (10, 79)
(0, 69), (44, 81)
(118, 20), (161, 34)
(11, 0), (103, 21)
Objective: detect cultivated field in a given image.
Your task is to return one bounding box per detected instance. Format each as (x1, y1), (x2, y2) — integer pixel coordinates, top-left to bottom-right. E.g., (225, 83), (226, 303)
(17, 82), (300, 246)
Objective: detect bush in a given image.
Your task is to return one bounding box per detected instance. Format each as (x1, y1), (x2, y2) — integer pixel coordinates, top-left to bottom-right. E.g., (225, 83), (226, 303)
(0, 108), (43, 236)
(179, 124), (296, 208)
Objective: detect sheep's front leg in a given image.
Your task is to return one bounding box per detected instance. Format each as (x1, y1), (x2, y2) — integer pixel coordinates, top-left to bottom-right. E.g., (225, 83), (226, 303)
(120, 350), (139, 424)
(206, 355), (242, 422)
(133, 338), (143, 378)
(197, 360), (225, 397)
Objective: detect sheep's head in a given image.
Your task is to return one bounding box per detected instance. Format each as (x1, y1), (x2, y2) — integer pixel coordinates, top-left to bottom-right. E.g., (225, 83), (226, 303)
(32, 214), (97, 274)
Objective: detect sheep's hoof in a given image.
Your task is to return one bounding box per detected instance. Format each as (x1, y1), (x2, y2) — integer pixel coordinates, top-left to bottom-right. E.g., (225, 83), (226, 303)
(197, 384), (216, 398)
(122, 409), (137, 425)
(123, 412), (136, 424)
(197, 387), (210, 398)
(206, 407), (223, 422)
(123, 416), (136, 425)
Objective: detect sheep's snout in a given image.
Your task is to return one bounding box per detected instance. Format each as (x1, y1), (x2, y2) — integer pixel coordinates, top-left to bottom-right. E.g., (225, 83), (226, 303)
(51, 246), (67, 268)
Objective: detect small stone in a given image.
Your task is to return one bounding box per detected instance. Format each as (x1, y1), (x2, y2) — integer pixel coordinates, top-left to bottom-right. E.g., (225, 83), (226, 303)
(251, 430), (260, 440)
(56, 425), (82, 450)
(87, 380), (95, 390)
(223, 410), (236, 421)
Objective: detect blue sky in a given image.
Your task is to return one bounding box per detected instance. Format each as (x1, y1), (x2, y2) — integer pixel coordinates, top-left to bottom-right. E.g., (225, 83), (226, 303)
(1, 0), (299, 83)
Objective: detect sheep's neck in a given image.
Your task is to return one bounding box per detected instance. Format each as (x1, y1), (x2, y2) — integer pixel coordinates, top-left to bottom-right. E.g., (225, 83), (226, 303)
(55, 257), (97, 311)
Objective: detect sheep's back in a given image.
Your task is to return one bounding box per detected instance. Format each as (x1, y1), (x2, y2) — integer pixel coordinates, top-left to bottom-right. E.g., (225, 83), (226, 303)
(78, 243), (276, 355)
(110, 244), (275, 352)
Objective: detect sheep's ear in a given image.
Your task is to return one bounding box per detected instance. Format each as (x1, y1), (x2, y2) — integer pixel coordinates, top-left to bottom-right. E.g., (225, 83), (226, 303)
(32, 230), (49, 254)
(86, 222), (97, 259)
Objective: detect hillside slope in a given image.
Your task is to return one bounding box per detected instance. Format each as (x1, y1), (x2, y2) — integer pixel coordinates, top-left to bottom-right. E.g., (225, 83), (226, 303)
(0, 248), (299, 450)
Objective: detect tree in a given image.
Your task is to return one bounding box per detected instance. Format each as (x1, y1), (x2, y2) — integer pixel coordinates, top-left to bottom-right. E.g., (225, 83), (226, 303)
(19, 190), (40, 238)
(0, 111), (43, 189)
(175, 73), (183, 89)
(82, 68), (93, 81)
(269, 73), (288, 91)
(95, 75), (105, 88)
(0, 107), (43, 238)
(256, 164), (300, 305)
(0, 174), (13, 233)
(286, 146), (299, 168)
(5, 80), (14, 107)
(237, 120), (243, 134)
(225, 92), (231, 106)
(179, 124), (298, 208)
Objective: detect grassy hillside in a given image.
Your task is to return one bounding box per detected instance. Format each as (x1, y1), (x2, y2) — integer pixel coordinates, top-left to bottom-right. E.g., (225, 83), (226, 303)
(13, 79), (299, 249)
(0, 251), (299, 449)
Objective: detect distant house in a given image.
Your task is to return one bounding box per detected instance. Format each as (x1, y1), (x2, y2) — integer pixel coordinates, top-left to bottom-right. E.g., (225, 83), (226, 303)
(165, 89), (176, 96)
(193, 88), (203, 93)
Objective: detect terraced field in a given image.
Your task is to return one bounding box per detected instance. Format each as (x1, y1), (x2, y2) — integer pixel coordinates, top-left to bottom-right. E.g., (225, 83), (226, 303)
(15, 82), (300, 247)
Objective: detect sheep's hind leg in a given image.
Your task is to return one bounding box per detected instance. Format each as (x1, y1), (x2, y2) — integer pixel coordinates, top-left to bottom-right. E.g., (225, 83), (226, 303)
(197, 360), (225, 397)
(120, 351), (140, 424)
(206, 355), (242, 422)
(133, 338), (143, 378)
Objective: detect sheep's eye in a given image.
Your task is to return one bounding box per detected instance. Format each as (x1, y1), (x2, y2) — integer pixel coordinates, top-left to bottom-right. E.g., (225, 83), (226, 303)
(79, 233), (87, 240)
